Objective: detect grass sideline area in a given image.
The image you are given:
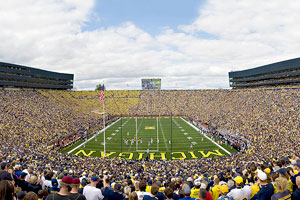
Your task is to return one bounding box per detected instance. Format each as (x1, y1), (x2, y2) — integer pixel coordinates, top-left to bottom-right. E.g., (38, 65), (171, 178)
(64, 117), (237, 160)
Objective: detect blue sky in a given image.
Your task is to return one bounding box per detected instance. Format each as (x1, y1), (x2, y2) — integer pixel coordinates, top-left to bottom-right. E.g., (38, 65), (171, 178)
(1, 0), (299, 90)
(83, 0), (205, 35)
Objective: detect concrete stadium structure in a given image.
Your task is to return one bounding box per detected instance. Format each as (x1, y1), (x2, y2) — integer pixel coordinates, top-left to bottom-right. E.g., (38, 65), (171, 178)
(229, 57), (300, 89)
(0, 62), (73, 89)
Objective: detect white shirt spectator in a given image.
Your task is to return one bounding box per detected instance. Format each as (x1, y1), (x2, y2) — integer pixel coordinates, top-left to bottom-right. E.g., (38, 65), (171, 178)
(136, 191), (151, 200)
(83, 185), (104, 200)
(228, 185), (252, 200)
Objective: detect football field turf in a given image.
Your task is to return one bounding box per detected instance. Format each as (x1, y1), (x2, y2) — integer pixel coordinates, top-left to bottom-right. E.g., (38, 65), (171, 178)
(66, 117), (236, 160)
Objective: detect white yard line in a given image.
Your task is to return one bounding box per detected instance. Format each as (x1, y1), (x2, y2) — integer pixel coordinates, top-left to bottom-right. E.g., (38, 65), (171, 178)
(180, 117), (231, 155)
(158, 118), (170, 152)
(67, 118), (121, 154)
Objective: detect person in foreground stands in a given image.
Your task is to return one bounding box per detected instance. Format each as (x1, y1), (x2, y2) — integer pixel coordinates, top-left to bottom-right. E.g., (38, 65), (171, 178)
(179, 186), (195, 200)
(83, 176), (104, 200)
(46, 176), (73, 200)
(164, 187), (174, 200)
(228, 176), (252, 200)
(218, 185), (233, 200)
(68, 178), (86, 200)
(200, 182), (213, 200)
(250, 170), (274, 200)
(292, 176), (300, 200)
(137, 181), (150, 200)
(199, 189), (207, 200)
(271, 177), (291, 200)
(0, 180), (15, 200)
(143, 185), (159, 200)
(0, 162), (13, 181)
(210, 178), (221, 200)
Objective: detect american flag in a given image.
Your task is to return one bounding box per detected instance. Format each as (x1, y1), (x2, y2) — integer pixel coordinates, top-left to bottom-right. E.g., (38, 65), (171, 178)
(99, 85), (104, 103)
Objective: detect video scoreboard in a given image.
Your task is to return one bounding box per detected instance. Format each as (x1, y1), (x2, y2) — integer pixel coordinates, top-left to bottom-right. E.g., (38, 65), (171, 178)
(141, 79), (161, 90)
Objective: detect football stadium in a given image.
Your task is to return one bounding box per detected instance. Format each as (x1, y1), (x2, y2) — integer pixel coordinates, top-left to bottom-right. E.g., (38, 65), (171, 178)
(1, 1), (300, 199)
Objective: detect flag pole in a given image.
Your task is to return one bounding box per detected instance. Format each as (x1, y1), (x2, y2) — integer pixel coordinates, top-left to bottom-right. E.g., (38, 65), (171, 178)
(171, 112), (172, 153)
(121, 114), (123, 153)
(103, 98), (106, 157)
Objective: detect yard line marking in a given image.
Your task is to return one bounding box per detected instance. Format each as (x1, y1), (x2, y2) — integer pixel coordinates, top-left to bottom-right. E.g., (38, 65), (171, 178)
(180, 117), (231, 155)
(158, 118), (170, 152)
(67, 118), (122, 154)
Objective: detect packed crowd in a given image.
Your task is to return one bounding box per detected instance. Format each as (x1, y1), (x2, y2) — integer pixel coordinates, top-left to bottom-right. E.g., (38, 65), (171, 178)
(0, 88), (300, 200)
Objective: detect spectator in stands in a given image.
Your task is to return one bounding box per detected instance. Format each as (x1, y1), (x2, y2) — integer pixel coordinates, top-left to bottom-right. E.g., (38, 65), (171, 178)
(251, 171), (274, 200)
(228, 176), (252, 200)
(209, 178), (220, 200)
(199, 189), (207, 200)
(83, 176), (104, 200)
(179, 186), (195, 200)
(24, 192), (38, 200)
(143, 185), (159, 200)
(164, 187), (174, 200)
(129, 192), (138, 200)
(68, 178), (86, 200)
(28, 175), (42, 194)
(291, 176), (300, 200)
(46, 176), (73, 200)
(0, 180), (15, 200)
(136, 181), (150, 200)
(124, 186), (131, 200)
(0, 163), (12, 181)
(271, 177), (291, 200)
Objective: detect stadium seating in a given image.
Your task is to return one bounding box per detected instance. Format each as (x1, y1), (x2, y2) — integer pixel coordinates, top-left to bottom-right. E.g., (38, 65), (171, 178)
(0, 88), (299, 200)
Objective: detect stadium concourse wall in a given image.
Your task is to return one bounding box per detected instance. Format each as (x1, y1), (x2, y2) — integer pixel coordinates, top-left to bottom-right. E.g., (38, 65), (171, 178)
(229, 57), (300, 88)
(0, 62), (74, 89)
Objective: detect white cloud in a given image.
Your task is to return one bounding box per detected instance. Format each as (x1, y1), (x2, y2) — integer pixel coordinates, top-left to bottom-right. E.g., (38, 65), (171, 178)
(0, 0), (300, 90)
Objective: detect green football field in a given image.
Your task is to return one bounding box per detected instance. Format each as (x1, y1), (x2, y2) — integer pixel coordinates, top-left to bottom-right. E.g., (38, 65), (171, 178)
(65, 117), (236, 160)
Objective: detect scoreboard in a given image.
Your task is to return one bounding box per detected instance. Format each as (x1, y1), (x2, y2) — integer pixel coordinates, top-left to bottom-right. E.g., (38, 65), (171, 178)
(141, 79), (161, 90)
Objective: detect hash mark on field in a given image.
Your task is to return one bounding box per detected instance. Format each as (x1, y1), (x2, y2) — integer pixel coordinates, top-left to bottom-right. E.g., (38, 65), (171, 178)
(187, 137), (192, 140)
(184, 133), (188, 135)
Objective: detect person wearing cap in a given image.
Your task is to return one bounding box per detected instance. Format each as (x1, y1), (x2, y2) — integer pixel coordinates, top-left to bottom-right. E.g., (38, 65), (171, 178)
(68, 178), (86, 200)
(217, 185), (233, 200)
(17, 191), (26, 200)
(17, 172), (29, 192)
(179, 185), (195, 200)
(105, 182), (123, 200)
(46, 176), (73, 200)
(277, 168), (293, 193)
(270, 177), (291, 200)
(228, 176), (252, 200)
(0, 162), (13, 181)
(209, 178), (221, 200)
(250, 171), (274, 200)
(49, 178), (60, 194)
(191, 179), (201, 198)
(187, 177), (194, 189)
(291, 176), (300, 200)
(83, 176), (104, 200)
(291, 162), (300, 188)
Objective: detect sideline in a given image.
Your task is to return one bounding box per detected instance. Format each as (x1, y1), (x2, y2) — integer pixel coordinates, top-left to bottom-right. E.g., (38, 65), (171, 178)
(180, 117), (231, 155)
(67, 118), (122, 154)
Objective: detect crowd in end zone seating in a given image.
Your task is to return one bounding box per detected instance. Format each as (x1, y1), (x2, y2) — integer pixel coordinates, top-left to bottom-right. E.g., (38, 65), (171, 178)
(0, 89), (300, 200)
